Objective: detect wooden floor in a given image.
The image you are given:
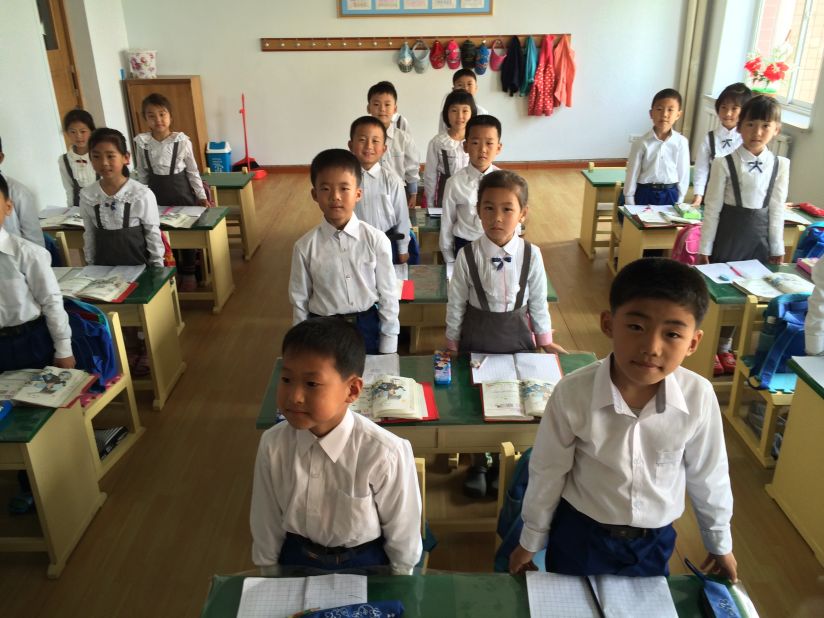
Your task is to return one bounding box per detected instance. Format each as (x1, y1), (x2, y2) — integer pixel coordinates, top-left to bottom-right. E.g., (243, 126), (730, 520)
(0, 169), (822, 617)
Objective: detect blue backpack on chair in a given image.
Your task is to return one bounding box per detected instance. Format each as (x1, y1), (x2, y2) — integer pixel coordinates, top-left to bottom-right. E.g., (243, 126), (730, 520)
(64, 298), (118, 392)
(494, 448), (534, 572)
(792, 221), (824, 261)
(748, 293), (809, 391)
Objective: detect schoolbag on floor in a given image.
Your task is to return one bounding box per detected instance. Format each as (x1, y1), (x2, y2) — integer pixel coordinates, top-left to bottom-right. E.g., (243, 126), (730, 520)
(749, 293), (809, 390)
(671, 223), (702, 265)
(494, 447), (533, 572)
(65, 298), (118, 392)
(792, 221), (824, 261)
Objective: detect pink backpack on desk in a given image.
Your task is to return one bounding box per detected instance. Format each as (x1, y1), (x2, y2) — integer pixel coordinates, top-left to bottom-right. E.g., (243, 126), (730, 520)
(671, 223), (702, 265)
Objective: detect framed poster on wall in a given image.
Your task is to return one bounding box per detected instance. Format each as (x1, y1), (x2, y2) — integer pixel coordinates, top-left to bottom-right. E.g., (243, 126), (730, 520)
(339, 0), (492, 16)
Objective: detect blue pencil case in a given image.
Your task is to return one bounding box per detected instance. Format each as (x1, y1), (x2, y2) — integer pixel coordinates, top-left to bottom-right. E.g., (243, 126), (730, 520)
(296, 600), (403, 617)
(684, 558), (742, 617)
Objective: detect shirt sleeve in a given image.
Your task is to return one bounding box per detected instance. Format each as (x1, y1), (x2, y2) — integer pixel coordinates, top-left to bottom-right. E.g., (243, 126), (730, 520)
(80, 194), (97, 264)
(445, 249), (470, 349)
(25, 247), (73, 359)
(676, 137), (691, 203)
(519, 386), (576, 552)
(768, 157), (790, 257)
(132, 137), (148, 185)
(374, 234), (400, 354)
(684, 386), (734, 556)
(58, 155), (74, 206)
(182, 138), (207, 200)
(805, 258), (824, 355)
(699, 157), (728, 256)
(692, 134), (712, 197)
(13, 183), (44, 247)
(403, 133), (420, 190)
(288, 241), (311, 324)
(250, 431), (287, 566)
(139, 192), (165, 268)
(439, 177), (458, 263)
(623, 138), (643, 205)
(390, 179), (410, 254)
(423, 138), (438, 208)
(372, 439), (422, 574)
(525, 245), (552, 346)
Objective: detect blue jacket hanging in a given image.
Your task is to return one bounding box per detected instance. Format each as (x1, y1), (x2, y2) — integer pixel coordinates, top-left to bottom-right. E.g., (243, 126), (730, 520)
(520, 36), (538, 97)
(500, 36), (523, 96)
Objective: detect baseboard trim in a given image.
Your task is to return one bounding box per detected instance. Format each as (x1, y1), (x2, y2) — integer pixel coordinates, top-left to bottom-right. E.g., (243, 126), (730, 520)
(261, 158), (627, 174)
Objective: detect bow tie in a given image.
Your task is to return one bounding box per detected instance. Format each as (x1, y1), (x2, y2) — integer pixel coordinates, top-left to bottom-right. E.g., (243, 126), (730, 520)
(721, 138), (732, 148)
(491, 256), (512, 271)
(747, 160), (763, 173)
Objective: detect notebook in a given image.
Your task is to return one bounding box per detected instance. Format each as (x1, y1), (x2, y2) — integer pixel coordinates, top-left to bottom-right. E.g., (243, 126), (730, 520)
(362, 353), (400, 385)
(470, 353), (563, 385)
(694, 259), (772, 284)
(236, 574), (367, 618)
(396, 279), (415, 300)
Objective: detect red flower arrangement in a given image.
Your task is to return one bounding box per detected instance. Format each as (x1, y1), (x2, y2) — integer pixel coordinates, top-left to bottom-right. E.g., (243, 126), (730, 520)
(745, 47), (792, 93)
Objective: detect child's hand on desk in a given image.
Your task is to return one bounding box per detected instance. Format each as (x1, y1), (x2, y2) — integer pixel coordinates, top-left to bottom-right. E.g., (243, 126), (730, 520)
(696, 254), (710, 265)
(397, 253), (409, 264)
(692, 195), (703, 206)
(768, 255), (784, 265)
(509, 544), (539, 575)
(542, 342), (568, 355)
(53, 355), (76, 369)
(198, 198), (211, 208)
(701, 552), (738, 583)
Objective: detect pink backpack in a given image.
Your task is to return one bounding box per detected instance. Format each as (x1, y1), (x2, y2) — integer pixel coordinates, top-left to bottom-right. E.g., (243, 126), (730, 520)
(671, 223), (702, 265)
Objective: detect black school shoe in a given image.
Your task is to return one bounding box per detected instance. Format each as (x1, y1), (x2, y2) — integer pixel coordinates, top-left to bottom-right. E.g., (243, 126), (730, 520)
(463, 465), (488, 498)
(487, 465), (500, 496)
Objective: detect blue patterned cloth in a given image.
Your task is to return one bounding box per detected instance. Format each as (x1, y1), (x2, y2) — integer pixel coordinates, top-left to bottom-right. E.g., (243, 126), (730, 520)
(299, 600), (404, 618)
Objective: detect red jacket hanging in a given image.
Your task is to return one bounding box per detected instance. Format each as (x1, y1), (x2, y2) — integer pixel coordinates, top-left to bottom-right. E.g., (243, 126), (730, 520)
(528, 35), (555, 116)
(553, 34), (575, 108)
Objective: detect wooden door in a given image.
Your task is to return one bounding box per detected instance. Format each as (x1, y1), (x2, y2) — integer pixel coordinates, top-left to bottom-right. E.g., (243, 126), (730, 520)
(37, 0), (83, 136)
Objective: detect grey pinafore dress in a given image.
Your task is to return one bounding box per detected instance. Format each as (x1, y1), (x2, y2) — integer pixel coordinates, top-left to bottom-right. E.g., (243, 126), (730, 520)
(144, 140), (197, 206)
(93, 201), (148, 266)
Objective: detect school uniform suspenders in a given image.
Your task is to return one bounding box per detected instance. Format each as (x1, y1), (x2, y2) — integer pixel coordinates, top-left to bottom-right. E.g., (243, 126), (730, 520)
(63, 154), (99, 208)
(706, 130), (716, 190)
(435, 149), (453, 209)
(92, 201), (149, 266)
(94, 201), (132, 229)
(144, 141), (197, 206)
(144, 140), (179, 177)
(724, 153), (780, 209)
(464, 242), (532, 311)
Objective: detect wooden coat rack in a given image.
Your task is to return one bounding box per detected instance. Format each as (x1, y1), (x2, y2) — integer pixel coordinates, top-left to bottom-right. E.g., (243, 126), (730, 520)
(260, 34), (569, 52)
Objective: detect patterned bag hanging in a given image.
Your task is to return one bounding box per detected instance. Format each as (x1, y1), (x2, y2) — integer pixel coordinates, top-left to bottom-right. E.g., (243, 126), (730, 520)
(489, 38), (507, 71)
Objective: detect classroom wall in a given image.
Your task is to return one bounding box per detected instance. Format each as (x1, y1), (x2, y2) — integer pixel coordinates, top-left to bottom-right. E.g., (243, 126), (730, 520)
(121, 0), (688, 165)
(0, 1), (67, 208)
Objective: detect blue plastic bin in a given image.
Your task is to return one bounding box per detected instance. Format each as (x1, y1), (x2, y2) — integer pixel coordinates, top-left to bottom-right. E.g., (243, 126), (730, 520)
(206, 141), (232, 173)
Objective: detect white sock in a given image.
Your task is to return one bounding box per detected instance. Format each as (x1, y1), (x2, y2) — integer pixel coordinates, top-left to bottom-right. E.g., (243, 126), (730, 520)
(717, 337), (733, 354)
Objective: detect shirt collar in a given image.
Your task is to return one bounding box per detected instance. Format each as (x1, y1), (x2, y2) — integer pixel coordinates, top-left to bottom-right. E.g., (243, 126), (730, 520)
(479, 233), (520, 258)
(737, 146), (769, 163)
(68, 147), (90, 162)
(295, 409), (355, 463)
(320, 213), (361, 240)
(591, 355), (690, 417)
(646, 128), (679, 144)
(0, 228), (16, 256)
(716, 125), (736, 139)
(363, 162), (382, 178)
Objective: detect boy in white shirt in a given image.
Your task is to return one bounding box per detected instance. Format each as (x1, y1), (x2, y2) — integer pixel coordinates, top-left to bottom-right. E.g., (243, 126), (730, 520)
(348, 116), (414, 265)
(510, 258), (737, 582)
(250, 317), (422, 573)
(0, 138), (44, 248)
(624, 89), (690, 207)
(439, 114), (502, 263)
(289, 149), (400, 354)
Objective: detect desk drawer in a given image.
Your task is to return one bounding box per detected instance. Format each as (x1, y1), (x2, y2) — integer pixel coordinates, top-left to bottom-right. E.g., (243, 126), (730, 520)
(437, 425), (538, 451)
(387, 426), (437, 449)
(0, 443), (25, 468)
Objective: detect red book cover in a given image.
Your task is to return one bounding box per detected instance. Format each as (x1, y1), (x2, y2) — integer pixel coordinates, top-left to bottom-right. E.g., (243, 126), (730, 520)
(401, 279), (415, 301)
(380, 382), (439, 424)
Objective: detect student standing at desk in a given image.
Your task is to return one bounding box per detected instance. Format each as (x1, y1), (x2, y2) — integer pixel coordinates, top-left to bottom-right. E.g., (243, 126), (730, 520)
(805, 257), (824, 355)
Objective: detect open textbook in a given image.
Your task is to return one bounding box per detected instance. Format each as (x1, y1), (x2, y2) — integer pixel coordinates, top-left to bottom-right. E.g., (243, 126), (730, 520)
(470, 352), (563, 384)
(52, 265), (145, 302)
(481, 379), (555, 421)
(0, 367), (93, 408)
(236, 574), (367, 618)
(158, 206), (206, 228)
(732, 271), (814, 301)
(350, 374), (437, 422)
(39, 206), (84, 228)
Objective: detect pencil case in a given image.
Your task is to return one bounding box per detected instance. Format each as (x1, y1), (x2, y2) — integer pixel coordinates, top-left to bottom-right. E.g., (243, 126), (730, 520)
(798, 202), (824, 217)
(433, 350), (451, 385)
(293, 601), (404, 617)
(684, 558), (742, 617)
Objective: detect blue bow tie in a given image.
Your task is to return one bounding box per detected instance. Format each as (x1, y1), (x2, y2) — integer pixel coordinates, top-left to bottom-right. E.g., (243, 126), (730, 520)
(491, 256), (512, 271)
(747, 160), (763, 173)
(721, 138), (732, 148)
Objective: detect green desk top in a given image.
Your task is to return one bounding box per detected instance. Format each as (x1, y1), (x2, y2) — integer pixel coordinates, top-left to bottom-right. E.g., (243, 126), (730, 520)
(409, 208), (441, 233)
(0, 407), (54, 443)
(700, 263), (803, 305)
(120, 266), (175, 304)
(202, 172), (254, 189)
(581, 167), (626, 187)
(183, 206), (228, 230)
(257, 353), (597, 430)
(788, 357), (824, 399)
(407, 265), (558, 304)
(199, 572), (750, 618)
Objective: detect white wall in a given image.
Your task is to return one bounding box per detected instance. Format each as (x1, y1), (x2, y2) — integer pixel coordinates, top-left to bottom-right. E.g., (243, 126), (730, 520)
(121, 0), (687, 165)
(0, 0), (67, 208)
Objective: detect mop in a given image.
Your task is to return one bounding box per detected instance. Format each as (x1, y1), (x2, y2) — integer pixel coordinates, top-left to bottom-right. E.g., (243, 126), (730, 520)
(232, 93), (267, 179)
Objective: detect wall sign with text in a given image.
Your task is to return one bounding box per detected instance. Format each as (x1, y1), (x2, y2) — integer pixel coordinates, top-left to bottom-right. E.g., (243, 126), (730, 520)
(339, 0), (492, 17)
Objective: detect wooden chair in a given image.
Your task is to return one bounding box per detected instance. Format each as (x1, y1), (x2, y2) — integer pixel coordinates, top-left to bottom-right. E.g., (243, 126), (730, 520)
(81, 312), (145, 479)
(496, 442), (522, 550)
(606, 182), (624, 275)
(53, 231), (71, 266)
(724, 295), (794, 468)
(415, 457), (429, 571)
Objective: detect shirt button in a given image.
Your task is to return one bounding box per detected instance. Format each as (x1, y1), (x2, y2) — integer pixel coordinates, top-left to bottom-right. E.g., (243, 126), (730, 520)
(345, 275), (351, 279)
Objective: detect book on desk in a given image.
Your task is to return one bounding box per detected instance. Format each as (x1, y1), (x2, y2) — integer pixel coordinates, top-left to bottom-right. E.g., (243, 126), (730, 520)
(158, 205), (208, 229)
(0, 367), (94, 408)
(39, 206), (84, 228)
(53, 265), (145, 303)
(350, 375), (438, 423)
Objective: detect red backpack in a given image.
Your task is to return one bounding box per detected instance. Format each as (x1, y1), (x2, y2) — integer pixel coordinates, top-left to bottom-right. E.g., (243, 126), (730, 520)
(671, 223), (702, 265)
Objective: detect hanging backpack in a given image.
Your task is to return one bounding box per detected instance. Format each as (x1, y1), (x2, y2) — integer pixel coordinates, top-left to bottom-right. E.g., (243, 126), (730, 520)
(65, 298), (118, 392)
(792, 221), (824, 261)
(671, 223), (702, 265)
(748, 293), (809, 391)
(493, 447), (533, 572)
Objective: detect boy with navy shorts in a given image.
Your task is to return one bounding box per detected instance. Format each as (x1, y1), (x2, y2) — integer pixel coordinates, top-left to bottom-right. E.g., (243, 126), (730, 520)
(510, 258), (738, 583)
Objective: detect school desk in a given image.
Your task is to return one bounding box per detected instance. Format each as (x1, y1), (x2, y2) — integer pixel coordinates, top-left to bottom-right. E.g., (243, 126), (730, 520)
(409, 208), (440, 264)
(199, 571), (758, 618)
(0, 402), (106, 578)
(766, 356), (824, 567)
(578, 166), (626, 259)
(399, 264), (559, 353)
(202, 171), (260, 261)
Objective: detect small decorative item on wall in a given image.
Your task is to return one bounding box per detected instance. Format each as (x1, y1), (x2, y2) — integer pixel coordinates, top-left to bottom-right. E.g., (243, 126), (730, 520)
(744, 44), (793, 95)
(338, 0), (492, 17)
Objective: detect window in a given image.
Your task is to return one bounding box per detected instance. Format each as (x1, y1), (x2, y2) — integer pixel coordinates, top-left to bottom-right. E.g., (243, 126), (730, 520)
(752, 0), (824, 109)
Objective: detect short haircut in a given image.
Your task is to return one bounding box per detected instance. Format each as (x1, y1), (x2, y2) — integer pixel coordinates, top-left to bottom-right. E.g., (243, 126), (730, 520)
(651, 88), (683, 109)
(141, 93), (172, 116)
(367, 81), (398, 102)
(452, 68), (477, 84)
(466, 114), (501, 140)
(478, 170), (529, 210)
(349, 115), (387, 141)
(442, 90), (477, 128)
(0, 173), (8, 201)
(739, 94), (782, 124)
(310, 149), (362, 187)
(282, 317), (366, 379)
(63, 108), (96, 132)
(715, 82), (752, 113)
(610, 258), (709, 325)
(89, 128), (131, 177)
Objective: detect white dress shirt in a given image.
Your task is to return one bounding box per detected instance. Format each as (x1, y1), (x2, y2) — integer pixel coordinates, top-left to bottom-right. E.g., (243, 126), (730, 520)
(58, 147), (98, 206)
(382, 124), (420, 193)
(445, 235), (552, 349)
(356, 163), (411, 254)
(805, 257), (824, 355)
(391, 112), (409, 133)
(520, 356), (734, 556)
(692, 126), (742, 197)
(0, 229), (72, 358)
(250, 409), (422, 574)
(699, 146), (789, 257)
(437, 100), (489, 133)
(79, 179), (165, 268)
(439, 163), (499, 262)
(424, 132), (470, 209)
(623, 129), (690, 205)
(1, 174), (44, 247)
(289, 215), (400, 353)
(133, 132), (207, 201)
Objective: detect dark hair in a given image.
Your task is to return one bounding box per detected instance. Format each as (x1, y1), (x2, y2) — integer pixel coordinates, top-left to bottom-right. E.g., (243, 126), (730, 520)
(452, 68), (478, 84)
(739, 94), (782, 125)
(349, 116), (387, 141)
(442, 90), (477, 128)
(466, 114), (501, 140)
(310, 149), (362, 187)
(282, 317), (365, 379)
(610, 258), (709, 325)
(715, 82), (752, 113)
(0, 173), (8, 201)
(89, 128), (131, 177)
(367, 81), (398, 102)
(141, 93), (172, 117)
(651, 88), (683, 109)
(478, 170), (528, 210)
(63, 108), (96, 133)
